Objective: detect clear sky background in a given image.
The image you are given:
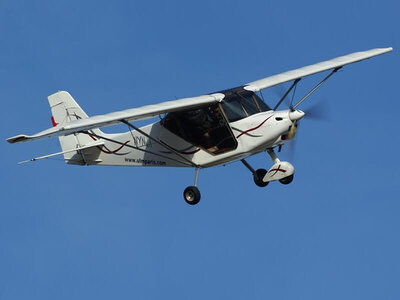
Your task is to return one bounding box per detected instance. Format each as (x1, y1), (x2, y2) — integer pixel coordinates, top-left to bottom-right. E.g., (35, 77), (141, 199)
(1, 0), (399, 299)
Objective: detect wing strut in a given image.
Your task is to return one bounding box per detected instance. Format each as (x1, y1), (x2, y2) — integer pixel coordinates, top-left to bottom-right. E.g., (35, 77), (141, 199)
(292, 67), (341, 110)
(80, 131), (194, 167)
(121, 120), (199, 168)
(273, 78), (301, 110)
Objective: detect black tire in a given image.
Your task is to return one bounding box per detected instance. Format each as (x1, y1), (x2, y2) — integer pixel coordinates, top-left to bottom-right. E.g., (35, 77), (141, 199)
(279, 174), (294, 185)
(253, 169), (269, 187)
(183, 186), (201, 205)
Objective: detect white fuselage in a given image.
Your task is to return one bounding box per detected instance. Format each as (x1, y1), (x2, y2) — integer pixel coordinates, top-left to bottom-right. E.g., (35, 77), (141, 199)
(77, 109), (296, 168)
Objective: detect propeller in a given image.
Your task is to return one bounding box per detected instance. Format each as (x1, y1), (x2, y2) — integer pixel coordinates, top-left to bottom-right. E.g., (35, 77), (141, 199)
(281, 101), (331, 160)
(283, 125), (298, 161)
(272, 70), (338, 158)
(278, 96), (331, 160)
(302, 100), (331, 121)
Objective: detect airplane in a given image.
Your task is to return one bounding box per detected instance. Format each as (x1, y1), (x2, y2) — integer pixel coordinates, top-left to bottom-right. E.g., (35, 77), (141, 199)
(6, 47), (393, 205)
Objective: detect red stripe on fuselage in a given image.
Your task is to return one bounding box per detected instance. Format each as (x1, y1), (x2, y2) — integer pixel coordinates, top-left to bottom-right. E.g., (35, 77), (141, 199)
(236, 116), (273, 139)
(97, 141), (130, 154)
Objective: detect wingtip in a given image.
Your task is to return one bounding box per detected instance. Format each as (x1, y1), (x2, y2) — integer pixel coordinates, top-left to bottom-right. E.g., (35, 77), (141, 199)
(380, 47), (393, 53)
(371, 47), (393, 54)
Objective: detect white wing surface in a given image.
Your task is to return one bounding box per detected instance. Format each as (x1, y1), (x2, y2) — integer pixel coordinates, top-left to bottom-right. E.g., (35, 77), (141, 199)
(6, 47), (392, 144)
(7, 93), (225, 143)
(244, 47), (393, 92)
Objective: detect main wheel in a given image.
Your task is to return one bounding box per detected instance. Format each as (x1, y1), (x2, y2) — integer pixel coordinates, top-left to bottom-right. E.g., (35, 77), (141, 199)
(279, 174), (294, 185)
(253, 169), (269, 187)
(183, 186), (201, 205)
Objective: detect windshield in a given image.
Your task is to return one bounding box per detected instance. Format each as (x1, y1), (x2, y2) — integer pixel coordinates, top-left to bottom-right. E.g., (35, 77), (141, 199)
(221, 91), (271, 122)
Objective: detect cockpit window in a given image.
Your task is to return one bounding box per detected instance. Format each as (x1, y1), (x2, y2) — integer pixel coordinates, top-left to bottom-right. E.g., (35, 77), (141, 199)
(221, 98), (247, 122)
(239, 93), (260, 115)
(221, 90), (271, 122)
(254, 94), (271, 112)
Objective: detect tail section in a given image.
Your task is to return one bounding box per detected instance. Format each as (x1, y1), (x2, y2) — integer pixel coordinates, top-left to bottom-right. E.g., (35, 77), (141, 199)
(48, 91), (105, 165)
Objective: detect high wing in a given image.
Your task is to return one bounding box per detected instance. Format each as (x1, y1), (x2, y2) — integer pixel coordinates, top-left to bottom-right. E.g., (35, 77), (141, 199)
(244, 47), (393, 92)
(7, 93), (225, 143)
(6, 47), (392, 144)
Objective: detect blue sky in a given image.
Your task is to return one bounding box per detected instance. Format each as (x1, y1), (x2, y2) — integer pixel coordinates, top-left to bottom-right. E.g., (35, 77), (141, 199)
(1, 0), (399, 299)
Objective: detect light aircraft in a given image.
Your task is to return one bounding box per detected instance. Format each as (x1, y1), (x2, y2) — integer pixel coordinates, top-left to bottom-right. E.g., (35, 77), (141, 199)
(7, 47), (392, 205)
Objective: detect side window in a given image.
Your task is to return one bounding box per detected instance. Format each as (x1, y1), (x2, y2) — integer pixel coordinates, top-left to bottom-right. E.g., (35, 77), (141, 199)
(161, 104), (237, 155)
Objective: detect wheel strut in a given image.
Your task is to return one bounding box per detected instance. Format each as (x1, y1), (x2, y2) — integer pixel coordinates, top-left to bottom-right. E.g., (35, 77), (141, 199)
(240, 159), (256, 174)
(241, 159), (269, 187)
(267, 148), (280, 164)
(194, 167), (200, 186)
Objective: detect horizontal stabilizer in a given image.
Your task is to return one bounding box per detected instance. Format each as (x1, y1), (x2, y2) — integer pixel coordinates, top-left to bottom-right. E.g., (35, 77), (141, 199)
(18, 140), (104, 164)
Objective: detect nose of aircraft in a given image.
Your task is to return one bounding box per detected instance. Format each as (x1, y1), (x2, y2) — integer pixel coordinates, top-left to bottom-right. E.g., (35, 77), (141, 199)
(289, 110), (305, 122)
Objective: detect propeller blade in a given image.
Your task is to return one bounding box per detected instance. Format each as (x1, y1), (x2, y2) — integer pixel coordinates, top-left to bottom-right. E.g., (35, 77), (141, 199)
(304, 100), (331, 121)
(285, 138), (297, 161)
(281, 123), (298, 161)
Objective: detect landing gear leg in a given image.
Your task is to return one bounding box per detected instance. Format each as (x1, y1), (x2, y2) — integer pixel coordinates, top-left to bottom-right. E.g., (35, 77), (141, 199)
(267, 148), (280, 164)
(183, 167), (201, 205)
(241, 159), (269, 187)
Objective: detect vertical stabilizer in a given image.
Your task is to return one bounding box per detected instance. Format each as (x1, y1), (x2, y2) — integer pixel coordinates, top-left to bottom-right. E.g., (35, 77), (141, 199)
(48, 91), (104, 165)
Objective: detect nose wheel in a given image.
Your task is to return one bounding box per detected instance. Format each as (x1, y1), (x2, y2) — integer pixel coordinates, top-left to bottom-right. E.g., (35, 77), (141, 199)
(241, 149), (295, 187)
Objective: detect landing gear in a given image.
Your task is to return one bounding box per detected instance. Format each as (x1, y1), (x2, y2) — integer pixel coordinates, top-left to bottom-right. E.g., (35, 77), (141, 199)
(183, 186), (201, 205)
(241, 148), (295, 187)
(253, 169), (269, 187)
(184, 167), (201, 205)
